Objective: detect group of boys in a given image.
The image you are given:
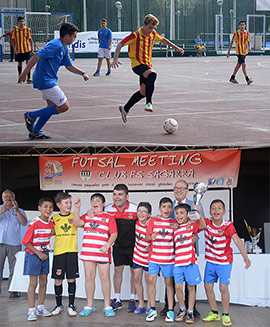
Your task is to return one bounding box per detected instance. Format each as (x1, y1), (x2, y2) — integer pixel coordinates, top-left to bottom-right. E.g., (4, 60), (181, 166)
(20, 182), (251, 326)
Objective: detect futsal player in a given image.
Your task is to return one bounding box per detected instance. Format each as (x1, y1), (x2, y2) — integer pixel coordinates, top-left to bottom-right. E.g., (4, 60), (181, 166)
(112, 14), (184, 123)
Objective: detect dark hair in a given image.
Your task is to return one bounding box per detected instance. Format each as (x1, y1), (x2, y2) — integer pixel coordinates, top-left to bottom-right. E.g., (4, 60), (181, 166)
(113, 184), (129, 195)
(138, 202), (152, 213)
(54, 192), (71, 204)
(175, 203), (191, 213)
(91, 193), (105, 203)
(60, 22), (79, 37)
(210, 199), (225, 210)
(17, 16), (25, 22)
(239, 20), (246, 25)
(101, 18), (107, 23)
(159, 197), (173, 207)
(38, 197), (54, 207)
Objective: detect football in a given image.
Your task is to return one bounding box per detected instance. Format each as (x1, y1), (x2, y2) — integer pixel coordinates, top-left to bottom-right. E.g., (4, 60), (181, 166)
(163, 118), (178, 134)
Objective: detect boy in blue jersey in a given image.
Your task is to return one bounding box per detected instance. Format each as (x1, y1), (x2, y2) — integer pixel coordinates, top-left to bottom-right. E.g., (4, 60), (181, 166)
(93, 18), (112, 76)
(19, 23), (89, 139)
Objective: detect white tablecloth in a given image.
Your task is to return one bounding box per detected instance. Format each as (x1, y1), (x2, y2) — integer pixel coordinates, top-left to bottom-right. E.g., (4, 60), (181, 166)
(9, 252), (270, 307)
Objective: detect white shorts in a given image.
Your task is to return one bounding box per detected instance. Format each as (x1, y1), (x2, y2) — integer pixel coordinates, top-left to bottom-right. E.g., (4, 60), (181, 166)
(98, 47), (111, 59)
(41, 86), (67, 107)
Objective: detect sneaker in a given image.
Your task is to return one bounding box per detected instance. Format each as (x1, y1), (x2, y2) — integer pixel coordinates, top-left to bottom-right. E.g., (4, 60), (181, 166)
(105, 71), (111, 76)
(128, 299), (136, 312)
(9, 292), (20, 298)
(104, 306), (115, 317)
(160, 305), (168, 316)
(165, 310), (174, 322)
(51, 305), (64, 316)
(222, 315), (232, 326)
(185, 313), (195, 324)
(17, 79), (23, 84)
(229, 78), (238, 84)
(146, 309), (158, 322)
(27, 78), (33, 84)
(203, 311), (221, 321)
(27, 310), (37, 321)
(36, 305), (52, 317)
(29, 131), (51, 139)
(24, 112), (36, 133)
(247, 79), (253, 85)
(67, 305), (77, 317)
(175, 309), (186, 322)
(118, 105), (128, 123)
(93, 72), (100, 76)
(110, 298), (123, 311)
(145, 102), (154, 112)
(194, 308), (201, 317)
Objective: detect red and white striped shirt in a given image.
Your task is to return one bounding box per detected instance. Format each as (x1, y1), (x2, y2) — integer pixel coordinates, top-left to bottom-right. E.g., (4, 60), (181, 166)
(204, 218), (236, 265)
(79, 212), (117, 263)
(22, 217), (54, 254)
(147, 217), (177, 264)
(174, 221), (200, 267)
(133, 219), (151, 267)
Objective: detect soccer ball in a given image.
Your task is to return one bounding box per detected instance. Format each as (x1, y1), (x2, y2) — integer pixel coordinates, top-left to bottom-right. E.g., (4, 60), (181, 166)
(163, 118), (178, 134)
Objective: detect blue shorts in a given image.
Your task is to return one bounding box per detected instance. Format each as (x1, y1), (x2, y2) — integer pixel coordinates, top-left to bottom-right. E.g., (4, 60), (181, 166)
(174, 264), (202, 285)
(133, 262), (149, 272)
(23, 251), (50, 276)
(148, 262), (174, 278)
(204, 261), (232, 285)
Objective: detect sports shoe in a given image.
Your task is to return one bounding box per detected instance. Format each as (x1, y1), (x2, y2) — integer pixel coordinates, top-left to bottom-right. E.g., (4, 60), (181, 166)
(127, 299), (136, 312)
(118, 105), (128, 123)
(27, 310), (37, 321)
(160, 305), (168, 316)
(165, 310), (174, 322)
(194, 308), (201, 317)
(110, 298), (123, 311)
(36, 305), (52, 317)
(51, 305), (64, 316)
(104, 306), (115, 317)
(185, 313), (195, 324)
(175, 309), (186, 321)
(27, 78), (33, 84)
(145, 102), (154, 112)
(105, 71), (111, 76)
(146, 308), (158, 322)
(93, 71), (100, 76)
(203, 311), (221, 321)
(229, 78), (239, 84)
(247, 79), (253, 85)
(24, 112), (36, 133)
(222, 315), (232, 326)
(29, 131), (51, 139)
(67, 305), (77, 317)
(17, 79), (23, 84)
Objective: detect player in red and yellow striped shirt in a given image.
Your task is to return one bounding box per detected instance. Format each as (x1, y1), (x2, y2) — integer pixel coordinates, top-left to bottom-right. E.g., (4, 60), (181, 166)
(112, 14), (184, 123)
(12, 16), (33, 83)
(227, 20), (253, 85)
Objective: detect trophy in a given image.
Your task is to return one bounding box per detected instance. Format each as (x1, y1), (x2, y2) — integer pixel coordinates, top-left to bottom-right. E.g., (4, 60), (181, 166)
(188, 182), (208, 221)
(244, 219), (262, 254)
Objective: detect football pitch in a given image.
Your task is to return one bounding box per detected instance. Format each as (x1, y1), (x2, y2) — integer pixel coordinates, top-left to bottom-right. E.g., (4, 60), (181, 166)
(0, 55), (269, 147)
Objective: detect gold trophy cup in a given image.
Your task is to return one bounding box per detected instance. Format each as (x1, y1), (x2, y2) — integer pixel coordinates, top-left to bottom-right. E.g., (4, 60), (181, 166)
(244, 219), (262, 254)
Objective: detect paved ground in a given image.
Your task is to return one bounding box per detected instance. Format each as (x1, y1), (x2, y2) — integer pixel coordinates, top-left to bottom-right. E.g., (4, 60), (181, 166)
(0, 55), (269, 147)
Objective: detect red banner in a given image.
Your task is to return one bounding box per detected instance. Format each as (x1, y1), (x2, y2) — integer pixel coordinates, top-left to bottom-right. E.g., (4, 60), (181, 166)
(39, 149), (241, 191)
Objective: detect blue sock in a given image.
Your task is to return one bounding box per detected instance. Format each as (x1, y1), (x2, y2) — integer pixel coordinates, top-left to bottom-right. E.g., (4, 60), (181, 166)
(108, 69), (111, 72)
(29, 105), (58, 118)
(34, 115), (52, 134)
(96, 69), (100, 73)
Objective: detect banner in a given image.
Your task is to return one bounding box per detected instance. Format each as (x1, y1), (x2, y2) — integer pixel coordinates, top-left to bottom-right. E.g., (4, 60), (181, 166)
(256, 0), (270, 10)
(54, 31), (130, 52)
(39, 149), (241, 191)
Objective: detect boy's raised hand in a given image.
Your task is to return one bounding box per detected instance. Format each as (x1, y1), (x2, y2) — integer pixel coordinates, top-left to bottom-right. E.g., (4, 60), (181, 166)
(193, 204), (201, 213)
(87, 208), (94, 218)
(74, 198), (81, 208)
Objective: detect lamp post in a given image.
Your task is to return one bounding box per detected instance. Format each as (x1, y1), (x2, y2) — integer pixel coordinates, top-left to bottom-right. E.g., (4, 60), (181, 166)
(217, 0), (223, 51)
(115, 1), (122, 32)
(176, 10), (180, 40)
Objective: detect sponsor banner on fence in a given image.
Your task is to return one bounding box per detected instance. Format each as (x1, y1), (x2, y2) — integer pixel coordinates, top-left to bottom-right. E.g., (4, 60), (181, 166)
(39, 149), (241, 191)
(256, 0), (270, 11)
(54, 30), (130, 52)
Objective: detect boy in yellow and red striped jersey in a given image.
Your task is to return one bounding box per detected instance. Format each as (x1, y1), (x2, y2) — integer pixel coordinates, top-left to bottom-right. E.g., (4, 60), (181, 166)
(227, 20), (253, 85)
(112, 14), (184, 123)
(12, 16), (33, 83)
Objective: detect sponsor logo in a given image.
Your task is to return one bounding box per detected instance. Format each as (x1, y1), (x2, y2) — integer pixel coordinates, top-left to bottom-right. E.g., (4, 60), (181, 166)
(89, 221), (100, 230)
(209, 235), (218, 244)
(208, 177), (225, 186)
(56, 269), (62, 276)
(44, 160), (63, 185)
(158, 228), (169, 238)
(218, 229), (224, 235)
(80, 169), (91, 182)
(136, 233), (144, 241)
(60, 223), (72, 233)
(177, 234), (187, 244)
(128, 213), (134, 219)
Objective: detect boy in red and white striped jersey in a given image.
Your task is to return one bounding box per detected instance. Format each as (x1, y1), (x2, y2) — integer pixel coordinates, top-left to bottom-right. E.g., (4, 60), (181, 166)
(145, 197), (177, 323)
(133, 202), (152, 315)
(73, 193), (117, 318)
(202, 200), (251, 327)
(21, 197), (54, 321)
(173, 203), (205, 324)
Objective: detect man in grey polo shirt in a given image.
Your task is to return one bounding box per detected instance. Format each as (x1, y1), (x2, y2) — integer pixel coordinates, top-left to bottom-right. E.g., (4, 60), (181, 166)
(0, 189), (27, 297)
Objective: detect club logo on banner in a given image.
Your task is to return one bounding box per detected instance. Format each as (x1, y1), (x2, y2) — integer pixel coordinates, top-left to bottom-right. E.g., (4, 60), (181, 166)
(39, 149), (241, 191)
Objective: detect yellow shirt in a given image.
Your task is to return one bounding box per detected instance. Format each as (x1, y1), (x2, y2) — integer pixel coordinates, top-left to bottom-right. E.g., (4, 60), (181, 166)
(121, 27), (163, 69)
(11, 26), (32, 54)
(52, 213), (78, 255)
(232, 30), (250, 55)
